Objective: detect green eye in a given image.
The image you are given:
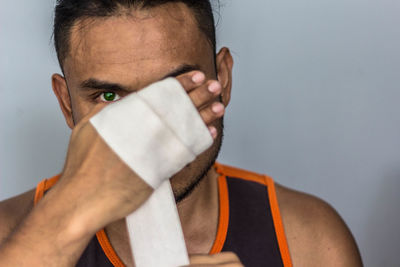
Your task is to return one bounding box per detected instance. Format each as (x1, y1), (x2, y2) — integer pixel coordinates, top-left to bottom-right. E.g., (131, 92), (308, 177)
(100, 92), (121, 102)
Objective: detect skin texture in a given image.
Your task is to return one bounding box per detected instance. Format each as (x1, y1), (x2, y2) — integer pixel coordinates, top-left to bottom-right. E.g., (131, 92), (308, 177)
(0, 3), (362, 267)
(56, 5), (228, 200)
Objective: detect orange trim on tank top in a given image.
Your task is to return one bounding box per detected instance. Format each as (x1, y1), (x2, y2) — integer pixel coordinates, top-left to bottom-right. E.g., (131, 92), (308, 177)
(95, 163), (228, 267)
(33, 175), (126, 266)
(214, 162), (293, 267)
(208, 170), (229, 254)
(265, 176), (293, 267)
(34, 175), (60, 205)
(96, 229), (125, 267)
(33, 163), (292, 267)
(32, 165), (226, 267)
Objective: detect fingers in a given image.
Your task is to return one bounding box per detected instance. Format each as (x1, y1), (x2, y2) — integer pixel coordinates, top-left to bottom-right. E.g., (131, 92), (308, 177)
(176, 71), (206, 92)
(200, 101), (224, 139)
(185, 252), (243, 266)
(176, 71), (225, 139)
(188, 80), (221, 109)
(200, 101), (225, 125)
(176, 71), (221, 108)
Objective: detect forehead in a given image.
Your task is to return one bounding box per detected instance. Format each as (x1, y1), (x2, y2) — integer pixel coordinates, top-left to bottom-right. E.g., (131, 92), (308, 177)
(63, 3), (214, 87)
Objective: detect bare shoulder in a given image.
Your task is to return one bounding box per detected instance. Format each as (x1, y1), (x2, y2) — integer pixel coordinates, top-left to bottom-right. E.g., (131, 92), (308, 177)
(274, 183), (363, 267)
(0, 189), (36, 244)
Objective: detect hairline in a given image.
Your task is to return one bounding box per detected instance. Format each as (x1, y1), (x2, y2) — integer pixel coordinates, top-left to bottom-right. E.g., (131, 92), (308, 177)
(57, 3), (216, 73)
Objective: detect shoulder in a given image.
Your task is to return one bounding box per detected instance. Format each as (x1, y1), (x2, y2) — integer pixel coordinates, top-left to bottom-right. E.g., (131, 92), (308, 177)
(0, 189), (36, 244)
(274, 183), (362, 267)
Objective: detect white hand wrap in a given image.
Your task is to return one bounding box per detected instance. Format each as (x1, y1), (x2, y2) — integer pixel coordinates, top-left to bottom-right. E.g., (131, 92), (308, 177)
(90, 77), (213, 188)
(89, 77), (213, 267)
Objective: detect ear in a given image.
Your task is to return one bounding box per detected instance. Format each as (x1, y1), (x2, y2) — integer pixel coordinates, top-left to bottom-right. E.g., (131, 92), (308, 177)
(52, 74), (75, 129)
(215, 47), (234, 107)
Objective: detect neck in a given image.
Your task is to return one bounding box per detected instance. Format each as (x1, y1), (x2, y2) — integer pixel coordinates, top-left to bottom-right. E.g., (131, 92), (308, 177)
(177, 165), (220, 253)
(104, 165), (221, 266)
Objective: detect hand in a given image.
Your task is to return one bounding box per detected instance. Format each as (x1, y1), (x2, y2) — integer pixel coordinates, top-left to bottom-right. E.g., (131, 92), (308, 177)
(176, 71), (225, 139)
(0, 71), (225, 267)
(48, 71), (225, 236)
(185, 252), (243, 267)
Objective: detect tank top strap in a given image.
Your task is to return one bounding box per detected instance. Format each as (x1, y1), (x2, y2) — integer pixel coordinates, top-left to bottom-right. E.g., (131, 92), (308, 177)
(34, 175), (61, 205)
(214, 163), (292, 267)
(33, 174), (118, 266)
(33, 163), (292, 267)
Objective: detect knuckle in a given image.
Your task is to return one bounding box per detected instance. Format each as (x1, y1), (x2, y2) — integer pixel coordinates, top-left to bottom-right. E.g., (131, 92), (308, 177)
(189, 93), (209, 109)
(200, 108), (214, 124)
(189, 91), (201, 105)
(220, 251), (235, 257)
(219, 251), (241, 262)
(225, 251), (240, 259)
(207, 79), (221, 93)
(177, 76), (191, 88)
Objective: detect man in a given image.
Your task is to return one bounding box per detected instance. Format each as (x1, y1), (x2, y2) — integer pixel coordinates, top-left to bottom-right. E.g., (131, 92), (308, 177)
(0, 0), (363, 266)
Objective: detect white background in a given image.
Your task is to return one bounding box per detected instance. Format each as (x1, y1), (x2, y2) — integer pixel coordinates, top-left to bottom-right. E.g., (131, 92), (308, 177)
(1, 1), (399, 266)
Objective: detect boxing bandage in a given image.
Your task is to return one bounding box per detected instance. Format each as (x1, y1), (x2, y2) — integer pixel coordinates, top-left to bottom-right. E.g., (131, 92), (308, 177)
(90, 78), (213, 267)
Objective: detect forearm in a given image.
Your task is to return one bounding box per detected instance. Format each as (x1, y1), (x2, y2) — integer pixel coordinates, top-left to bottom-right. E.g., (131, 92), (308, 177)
(0, 168), (153, 267)
(0, 73), (221, 266)
(0, 184), (95, 267)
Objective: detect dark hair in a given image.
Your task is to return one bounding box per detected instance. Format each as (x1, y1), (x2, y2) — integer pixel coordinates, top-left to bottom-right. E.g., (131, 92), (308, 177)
(53, 0), (217, 71)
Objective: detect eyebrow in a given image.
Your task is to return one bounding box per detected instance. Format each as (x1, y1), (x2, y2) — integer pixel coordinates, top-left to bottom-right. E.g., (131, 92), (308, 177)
(80, 79), (129, 92)
(161, 64), (200, 79)
(80, 63), (200, 92)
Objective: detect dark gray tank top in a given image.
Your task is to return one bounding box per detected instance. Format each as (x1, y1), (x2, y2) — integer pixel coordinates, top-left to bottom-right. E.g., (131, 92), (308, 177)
(36, 163), (292, 267)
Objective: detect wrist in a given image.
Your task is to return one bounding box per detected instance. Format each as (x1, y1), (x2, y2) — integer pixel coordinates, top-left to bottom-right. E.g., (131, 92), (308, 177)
(32, 181), (98, 246)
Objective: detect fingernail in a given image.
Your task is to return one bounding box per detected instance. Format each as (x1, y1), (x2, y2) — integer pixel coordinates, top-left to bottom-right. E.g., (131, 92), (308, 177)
(212, 102), (224, 113)
(209, 126), (217, 138)
(192, 72), (205, 83)
(208, 81), (221, 93)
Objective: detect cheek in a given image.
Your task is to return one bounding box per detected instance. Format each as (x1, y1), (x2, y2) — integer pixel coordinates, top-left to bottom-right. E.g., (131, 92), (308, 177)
(70, 96), (102, 125)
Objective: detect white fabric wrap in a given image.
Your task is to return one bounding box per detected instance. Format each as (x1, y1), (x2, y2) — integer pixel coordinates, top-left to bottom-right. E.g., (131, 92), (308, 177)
(126, 180), (188, 267)
(90, 77), (213, 188)
(89, 77), (213, 267)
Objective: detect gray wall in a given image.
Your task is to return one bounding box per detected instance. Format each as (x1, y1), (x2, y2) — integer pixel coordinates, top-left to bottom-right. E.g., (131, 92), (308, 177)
(1, 1), (399, 266)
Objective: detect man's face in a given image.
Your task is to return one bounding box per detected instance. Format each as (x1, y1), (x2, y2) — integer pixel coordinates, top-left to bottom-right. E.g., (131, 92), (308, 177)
(56, 3), (231, 199)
